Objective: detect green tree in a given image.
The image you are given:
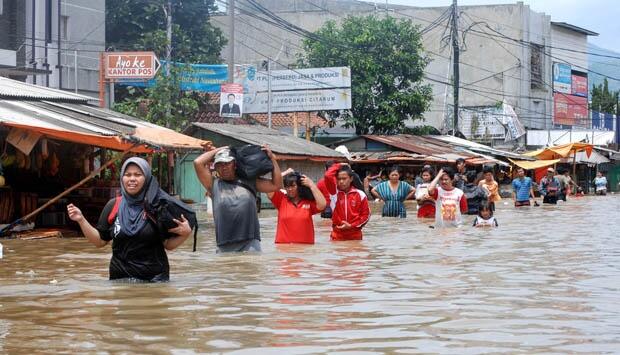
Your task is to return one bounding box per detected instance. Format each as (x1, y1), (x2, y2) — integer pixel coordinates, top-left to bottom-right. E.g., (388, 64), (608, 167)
(106, 0), (225, 63)
(299, 15), (433, 135)
(591, 78), (619, 114)
(106, 0), (226, 130)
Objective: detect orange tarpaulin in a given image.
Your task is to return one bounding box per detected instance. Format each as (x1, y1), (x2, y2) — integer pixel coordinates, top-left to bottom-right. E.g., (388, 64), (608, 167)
(524, 143), (593, 160)
(508, 158), (561, 170)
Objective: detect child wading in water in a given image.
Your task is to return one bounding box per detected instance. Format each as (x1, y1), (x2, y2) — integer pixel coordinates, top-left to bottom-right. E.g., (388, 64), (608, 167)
(415, 167), (436, 218)
(472, 202), (499, 227)
(428, 166), (468, 228)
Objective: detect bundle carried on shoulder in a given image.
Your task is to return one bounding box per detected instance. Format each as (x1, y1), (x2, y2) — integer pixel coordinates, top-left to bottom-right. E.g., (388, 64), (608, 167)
(231, 144), (273, 179)
(145, 179), (199, 252)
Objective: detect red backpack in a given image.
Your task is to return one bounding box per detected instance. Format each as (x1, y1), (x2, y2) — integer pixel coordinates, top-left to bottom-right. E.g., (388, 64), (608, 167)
(107, 196), (122, 225)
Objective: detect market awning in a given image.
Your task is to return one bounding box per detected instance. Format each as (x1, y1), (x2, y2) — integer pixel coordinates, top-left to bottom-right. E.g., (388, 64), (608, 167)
(132, 126), (207, 151)
(0, 99), (208, 152)
(559, 150), (610, 165)
(524, 143), (593, 160)
(2, 122), (151, 153)
(509, 158), (561, 170)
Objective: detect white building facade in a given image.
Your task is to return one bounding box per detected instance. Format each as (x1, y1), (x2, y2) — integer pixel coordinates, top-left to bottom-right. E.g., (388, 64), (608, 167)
(213, 0), (597, 139)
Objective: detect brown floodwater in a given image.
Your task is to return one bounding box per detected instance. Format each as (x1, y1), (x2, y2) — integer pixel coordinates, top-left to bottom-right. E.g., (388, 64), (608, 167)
(1, 195), (619, 354)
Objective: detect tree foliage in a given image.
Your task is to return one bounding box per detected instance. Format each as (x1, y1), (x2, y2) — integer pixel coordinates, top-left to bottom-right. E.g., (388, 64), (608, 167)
(591, 78), (619, 114)
(106, 0), (226, 130)
(106, 0), (225, 63)
(300, 15), (433, 135)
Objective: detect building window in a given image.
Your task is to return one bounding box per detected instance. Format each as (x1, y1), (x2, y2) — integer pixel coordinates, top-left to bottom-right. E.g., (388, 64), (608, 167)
(0, 0), (4, 15)
(61, 15), (69, 40)
(530, 43), (544, 90)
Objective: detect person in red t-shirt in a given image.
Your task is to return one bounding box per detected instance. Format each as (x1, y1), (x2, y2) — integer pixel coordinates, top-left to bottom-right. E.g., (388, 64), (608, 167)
(428, 166), (468, 228)
(324, 163), (371, 240)
(268, 171), (326, 244)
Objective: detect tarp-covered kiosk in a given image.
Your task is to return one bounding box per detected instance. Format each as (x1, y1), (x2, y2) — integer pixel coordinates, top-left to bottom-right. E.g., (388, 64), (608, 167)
(0, 77), (207, 237)
(520, 143), (595, 190)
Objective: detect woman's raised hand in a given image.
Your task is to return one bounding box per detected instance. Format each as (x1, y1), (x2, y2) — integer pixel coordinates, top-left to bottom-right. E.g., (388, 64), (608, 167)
(67, 204), (84, 223)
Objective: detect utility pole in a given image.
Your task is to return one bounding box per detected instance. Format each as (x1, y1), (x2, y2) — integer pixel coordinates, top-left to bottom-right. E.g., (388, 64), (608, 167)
(57, 0), (62, 89)
(227, 0), (235, 82)
(451, 0), (460, 135)
(165, 1), (172, 76)
(31, 0), (36, 84)
(267, 43), (285, 129)
(267, 58), (272, 128)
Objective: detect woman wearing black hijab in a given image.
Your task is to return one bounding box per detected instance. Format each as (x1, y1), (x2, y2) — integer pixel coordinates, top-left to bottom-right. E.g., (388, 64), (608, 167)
(67, 157), (192, 282)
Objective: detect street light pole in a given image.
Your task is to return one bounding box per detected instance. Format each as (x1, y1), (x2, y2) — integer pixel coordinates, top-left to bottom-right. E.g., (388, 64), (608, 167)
(227, 0), (235, 82)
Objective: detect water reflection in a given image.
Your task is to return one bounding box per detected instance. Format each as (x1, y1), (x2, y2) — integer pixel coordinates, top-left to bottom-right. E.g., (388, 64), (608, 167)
(0, 196), (619, 352)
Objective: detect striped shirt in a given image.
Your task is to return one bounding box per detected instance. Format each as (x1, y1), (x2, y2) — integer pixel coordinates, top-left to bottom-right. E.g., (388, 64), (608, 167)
(375, 181), (414, 218)
(512, 177), (532, 202)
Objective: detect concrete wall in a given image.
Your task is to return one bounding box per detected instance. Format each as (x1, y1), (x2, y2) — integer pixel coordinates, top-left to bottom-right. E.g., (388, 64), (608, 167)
(22, 0), (104, 96)
(0, 1), (26, 66)
(551, 25), (588, 72)
(213, 1), (572, 133)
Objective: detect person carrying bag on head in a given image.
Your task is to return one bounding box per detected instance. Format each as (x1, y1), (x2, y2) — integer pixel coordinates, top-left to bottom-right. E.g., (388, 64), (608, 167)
(194, 145), (282, 253)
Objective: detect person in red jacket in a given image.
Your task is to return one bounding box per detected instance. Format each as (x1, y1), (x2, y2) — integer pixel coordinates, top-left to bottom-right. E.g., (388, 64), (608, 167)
(324, 163), (371, 240)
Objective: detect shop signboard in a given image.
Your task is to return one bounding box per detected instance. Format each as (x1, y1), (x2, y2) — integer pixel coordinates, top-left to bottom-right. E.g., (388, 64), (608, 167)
(571, 74), (588, 97)
(552, 62), (572, 94)
(553, 93), (588, 126)
(243, 67), (351, 92)
(243, 88), (351, 113)
(104, 52), (160, 79)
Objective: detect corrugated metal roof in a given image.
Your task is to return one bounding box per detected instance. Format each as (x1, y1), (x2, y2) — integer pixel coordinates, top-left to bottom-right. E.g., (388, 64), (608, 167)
(0, 76), (95, 102)
(431, 135), (535, 161)
(192, 122), (344, 159)
(349, 151), (506, 166)
(362, 134), (479, 157)
(0, 100), (205, 151)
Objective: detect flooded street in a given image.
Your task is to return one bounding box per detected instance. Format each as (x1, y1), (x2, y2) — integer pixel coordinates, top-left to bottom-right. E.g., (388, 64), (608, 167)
(1, 195), (620, 353)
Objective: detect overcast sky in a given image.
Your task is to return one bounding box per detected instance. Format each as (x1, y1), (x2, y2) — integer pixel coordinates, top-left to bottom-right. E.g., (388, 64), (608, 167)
(370, 0), (620, 53)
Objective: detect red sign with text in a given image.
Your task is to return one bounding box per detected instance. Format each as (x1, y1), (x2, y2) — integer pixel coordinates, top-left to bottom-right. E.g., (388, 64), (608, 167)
(553, 93), (588, 126)
(571, 75), (588, 97)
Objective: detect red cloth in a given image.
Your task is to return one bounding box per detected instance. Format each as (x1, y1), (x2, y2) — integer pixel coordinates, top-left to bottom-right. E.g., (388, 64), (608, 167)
(270, 190), (319, 244)
(324, 163), (371, 240)
(417, 203), (435, 218)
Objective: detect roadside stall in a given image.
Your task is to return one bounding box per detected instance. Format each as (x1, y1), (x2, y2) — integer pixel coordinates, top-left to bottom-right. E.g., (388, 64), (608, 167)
(522, 143), (594, 191)
(0, 77), (207, 238)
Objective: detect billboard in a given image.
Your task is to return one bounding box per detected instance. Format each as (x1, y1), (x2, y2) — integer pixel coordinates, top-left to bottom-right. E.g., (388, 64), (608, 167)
(243, 88), (351, 113)
(105, 52), (160, 79)
(552, 62), (572, 94)
(571, 74), (588, 97)
(553, 93), (588, 126)
(118, 63), (254, 92)
(220, 83), (244, 118)
(460, 106), (506, 139)
(459, 101), (525, 141)
(242, 67), (351, 92)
